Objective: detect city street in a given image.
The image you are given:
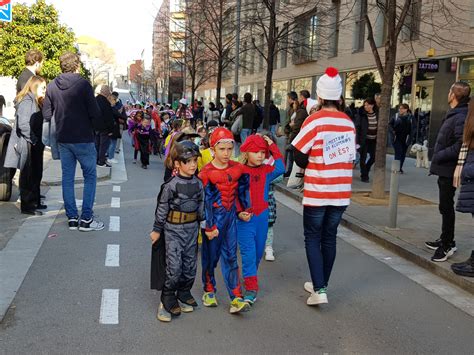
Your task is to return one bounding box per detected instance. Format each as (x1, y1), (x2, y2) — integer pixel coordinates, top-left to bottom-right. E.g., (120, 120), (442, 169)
(1, 139), (473, 354)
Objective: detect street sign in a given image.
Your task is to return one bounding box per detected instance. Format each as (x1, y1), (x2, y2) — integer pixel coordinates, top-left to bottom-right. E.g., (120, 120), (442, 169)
(0, 0), (12, 23)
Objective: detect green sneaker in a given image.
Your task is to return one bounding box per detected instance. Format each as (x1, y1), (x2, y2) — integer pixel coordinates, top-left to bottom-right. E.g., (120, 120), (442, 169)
(243, 291), (257, 305)
(202, 292), (218, 307)
(157, 302), (171, 322)
(229, 297), (250, 314)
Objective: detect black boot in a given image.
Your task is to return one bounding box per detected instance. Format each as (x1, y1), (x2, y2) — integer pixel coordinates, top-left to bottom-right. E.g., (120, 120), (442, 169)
(451, 251), (474, 277)
(177, 290), (198, 307)
(161, 291), (181, 316)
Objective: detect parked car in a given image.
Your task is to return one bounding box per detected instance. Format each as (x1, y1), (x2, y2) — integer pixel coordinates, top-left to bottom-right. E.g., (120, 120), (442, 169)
(0, 120), (15, 201)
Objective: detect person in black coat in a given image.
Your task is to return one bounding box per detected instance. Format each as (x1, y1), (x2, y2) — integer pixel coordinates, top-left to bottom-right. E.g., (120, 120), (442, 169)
(425, 82), (471, 262)
(389, 103), (413, 173)
(95, 85), (115, 167)
(269, 100), (281, 136)
(452, 103), (474, 277)
(16, 50), (43, 94)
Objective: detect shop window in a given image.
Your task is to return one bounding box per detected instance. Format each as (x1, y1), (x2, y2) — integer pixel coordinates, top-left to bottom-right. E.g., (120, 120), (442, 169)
(352, 0), (366, 53)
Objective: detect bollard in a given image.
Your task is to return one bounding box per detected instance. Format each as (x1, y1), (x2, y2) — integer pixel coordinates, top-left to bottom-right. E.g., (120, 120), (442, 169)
(388, 160), (401, 229)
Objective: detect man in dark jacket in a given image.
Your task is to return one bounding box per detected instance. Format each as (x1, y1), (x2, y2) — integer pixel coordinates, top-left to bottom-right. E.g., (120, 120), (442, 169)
(42, 51), (104, 232)
(16, 49), (43, 93)
(95, 85), (115, 167)
(240, 92), (256, 141)
(269, 100), (280, 135)
(425, 81), (471, 262)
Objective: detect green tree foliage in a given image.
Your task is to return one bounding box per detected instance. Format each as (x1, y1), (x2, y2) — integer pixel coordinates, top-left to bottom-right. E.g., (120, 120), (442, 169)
(0, 0), (88, 80)
(351, 73), (382, 100)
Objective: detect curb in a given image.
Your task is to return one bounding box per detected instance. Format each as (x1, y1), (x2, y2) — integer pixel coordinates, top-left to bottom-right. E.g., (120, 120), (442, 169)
(42, 167), (112, 187)
(275, 183), (474, 295)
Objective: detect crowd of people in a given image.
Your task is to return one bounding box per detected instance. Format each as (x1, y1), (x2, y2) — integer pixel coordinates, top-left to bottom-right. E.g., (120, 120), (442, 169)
(2, 49), (474, 326)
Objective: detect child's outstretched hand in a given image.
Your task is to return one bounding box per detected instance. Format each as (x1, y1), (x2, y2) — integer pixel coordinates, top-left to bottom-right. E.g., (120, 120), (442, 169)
(238, 211), (252, 222)
(205, 229), (219, 240)
(150, 231), (160, 244)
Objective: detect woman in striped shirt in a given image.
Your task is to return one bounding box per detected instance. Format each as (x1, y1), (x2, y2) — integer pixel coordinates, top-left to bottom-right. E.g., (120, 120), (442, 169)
(292, 67), (356, 306)
(359, 98), (378, 182)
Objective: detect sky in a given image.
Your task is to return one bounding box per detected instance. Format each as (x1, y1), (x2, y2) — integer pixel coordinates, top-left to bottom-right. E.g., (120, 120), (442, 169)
(22, 0), (163, 73)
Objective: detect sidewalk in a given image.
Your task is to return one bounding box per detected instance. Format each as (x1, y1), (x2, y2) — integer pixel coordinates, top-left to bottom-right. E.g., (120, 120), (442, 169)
(41, 148), (111, 186)
(0, 147), (112, 252)
(276, 155), (474, 294)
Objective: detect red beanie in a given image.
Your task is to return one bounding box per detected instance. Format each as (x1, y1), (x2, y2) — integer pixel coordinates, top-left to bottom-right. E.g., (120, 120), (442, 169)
(240, 134), (268, 153)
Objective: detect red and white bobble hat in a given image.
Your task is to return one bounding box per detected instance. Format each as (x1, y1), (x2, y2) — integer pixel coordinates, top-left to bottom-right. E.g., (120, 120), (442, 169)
(316, 67), (343, 101)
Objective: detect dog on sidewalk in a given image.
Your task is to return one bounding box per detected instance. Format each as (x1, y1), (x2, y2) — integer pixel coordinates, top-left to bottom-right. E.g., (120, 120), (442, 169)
(410, 140), (430, 169)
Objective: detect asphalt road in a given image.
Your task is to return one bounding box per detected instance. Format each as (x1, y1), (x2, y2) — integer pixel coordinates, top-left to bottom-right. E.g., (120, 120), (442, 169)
(1, 139), (473, 354)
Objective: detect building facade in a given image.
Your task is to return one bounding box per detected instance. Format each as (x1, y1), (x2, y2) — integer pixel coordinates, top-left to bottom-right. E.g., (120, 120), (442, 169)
(152, 0), (186, 105)
(195, 0), (474, 151)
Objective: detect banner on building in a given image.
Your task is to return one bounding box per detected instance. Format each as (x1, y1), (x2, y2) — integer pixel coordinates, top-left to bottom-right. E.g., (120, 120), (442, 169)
(418, 59), (439, 73)
(0, 0), (12, 23)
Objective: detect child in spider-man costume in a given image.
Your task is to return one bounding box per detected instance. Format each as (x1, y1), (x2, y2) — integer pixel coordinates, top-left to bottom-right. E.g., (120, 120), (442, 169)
(238, 134), (285, 305)
(199, 127), (252, 314)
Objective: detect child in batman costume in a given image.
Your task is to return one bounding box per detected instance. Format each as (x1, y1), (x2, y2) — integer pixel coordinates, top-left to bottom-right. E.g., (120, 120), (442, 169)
(150, 140), (204, 322)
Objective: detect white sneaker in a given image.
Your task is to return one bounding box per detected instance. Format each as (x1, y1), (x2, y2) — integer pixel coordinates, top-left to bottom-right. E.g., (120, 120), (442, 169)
(265, 247), (275, 261)
(304, 282), (314, 293)
(108, 159), (118, 164)
(78, 218), (105, 232)
(307, 288), (328, 306)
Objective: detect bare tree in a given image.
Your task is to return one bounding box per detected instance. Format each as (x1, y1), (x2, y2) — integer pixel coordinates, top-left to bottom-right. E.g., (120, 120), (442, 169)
(242, 1), (326, 128)
(353, 0), (471, 198)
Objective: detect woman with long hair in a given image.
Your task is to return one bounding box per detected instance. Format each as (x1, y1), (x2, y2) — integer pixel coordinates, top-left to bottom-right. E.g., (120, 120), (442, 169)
(4, 75), (47, 215)
(452, 102), (474, 277)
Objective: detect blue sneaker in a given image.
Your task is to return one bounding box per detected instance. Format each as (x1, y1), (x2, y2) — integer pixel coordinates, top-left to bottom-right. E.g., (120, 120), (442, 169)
(243, 290), (257, 305)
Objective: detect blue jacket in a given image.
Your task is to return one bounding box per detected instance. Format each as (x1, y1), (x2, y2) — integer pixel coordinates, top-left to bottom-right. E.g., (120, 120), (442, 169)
(430, 103), (469, 178)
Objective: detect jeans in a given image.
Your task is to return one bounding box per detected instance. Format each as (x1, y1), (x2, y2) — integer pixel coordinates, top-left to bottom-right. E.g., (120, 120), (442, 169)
(393, 139), (408, 170)
(240, 128), (252, 143)
(95, 132), (110, 165)
(438, 176), (456, 246)
(270, 125), (277, 136)
(266, 225), (274, 248)
(303, 205), (347, 290)
(360, 139), (376, 180)
(108, 138), (117, 160)
(58, 143), (97, 220)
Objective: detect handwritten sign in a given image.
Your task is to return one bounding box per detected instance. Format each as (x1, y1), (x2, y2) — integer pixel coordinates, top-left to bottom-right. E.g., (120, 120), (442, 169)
(323, 132), (356, 165)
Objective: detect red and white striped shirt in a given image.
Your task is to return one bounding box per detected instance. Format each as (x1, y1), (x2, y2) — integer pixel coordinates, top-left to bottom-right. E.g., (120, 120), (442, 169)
(292, 110), (356, 207)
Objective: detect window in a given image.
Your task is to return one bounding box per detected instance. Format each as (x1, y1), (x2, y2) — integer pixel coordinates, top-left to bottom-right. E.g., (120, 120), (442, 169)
(243, 41), (248, 76)
(401, 0), (422, 41)
(280, 23), (288, 68)
(250, 41), (255, 74)
(352, 0), (366, 52)
(259, 34), (265, 72)
(328, 1), (340, 57)
(170, 0), (185, 13)
(374, 2), (386, 47)
(293, 13), (319, 64)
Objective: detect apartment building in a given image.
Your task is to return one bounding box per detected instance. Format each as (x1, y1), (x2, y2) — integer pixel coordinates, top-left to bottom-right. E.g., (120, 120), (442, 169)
(194, 0), (474, 150)
(152, 0), (186, 104)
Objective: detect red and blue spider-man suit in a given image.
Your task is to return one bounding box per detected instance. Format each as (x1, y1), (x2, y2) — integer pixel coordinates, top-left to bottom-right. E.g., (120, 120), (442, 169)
(199, 160), (251, 300)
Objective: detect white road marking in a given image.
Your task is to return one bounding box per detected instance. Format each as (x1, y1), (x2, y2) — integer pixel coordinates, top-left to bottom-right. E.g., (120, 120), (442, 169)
(111, 197), (121, 208)
(105, 245), (120, 267)
(275, 191), (474, 318)
(109, 216), (120, 232)
(99, 289), (119, 324)
(113, 185), (121, 192)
